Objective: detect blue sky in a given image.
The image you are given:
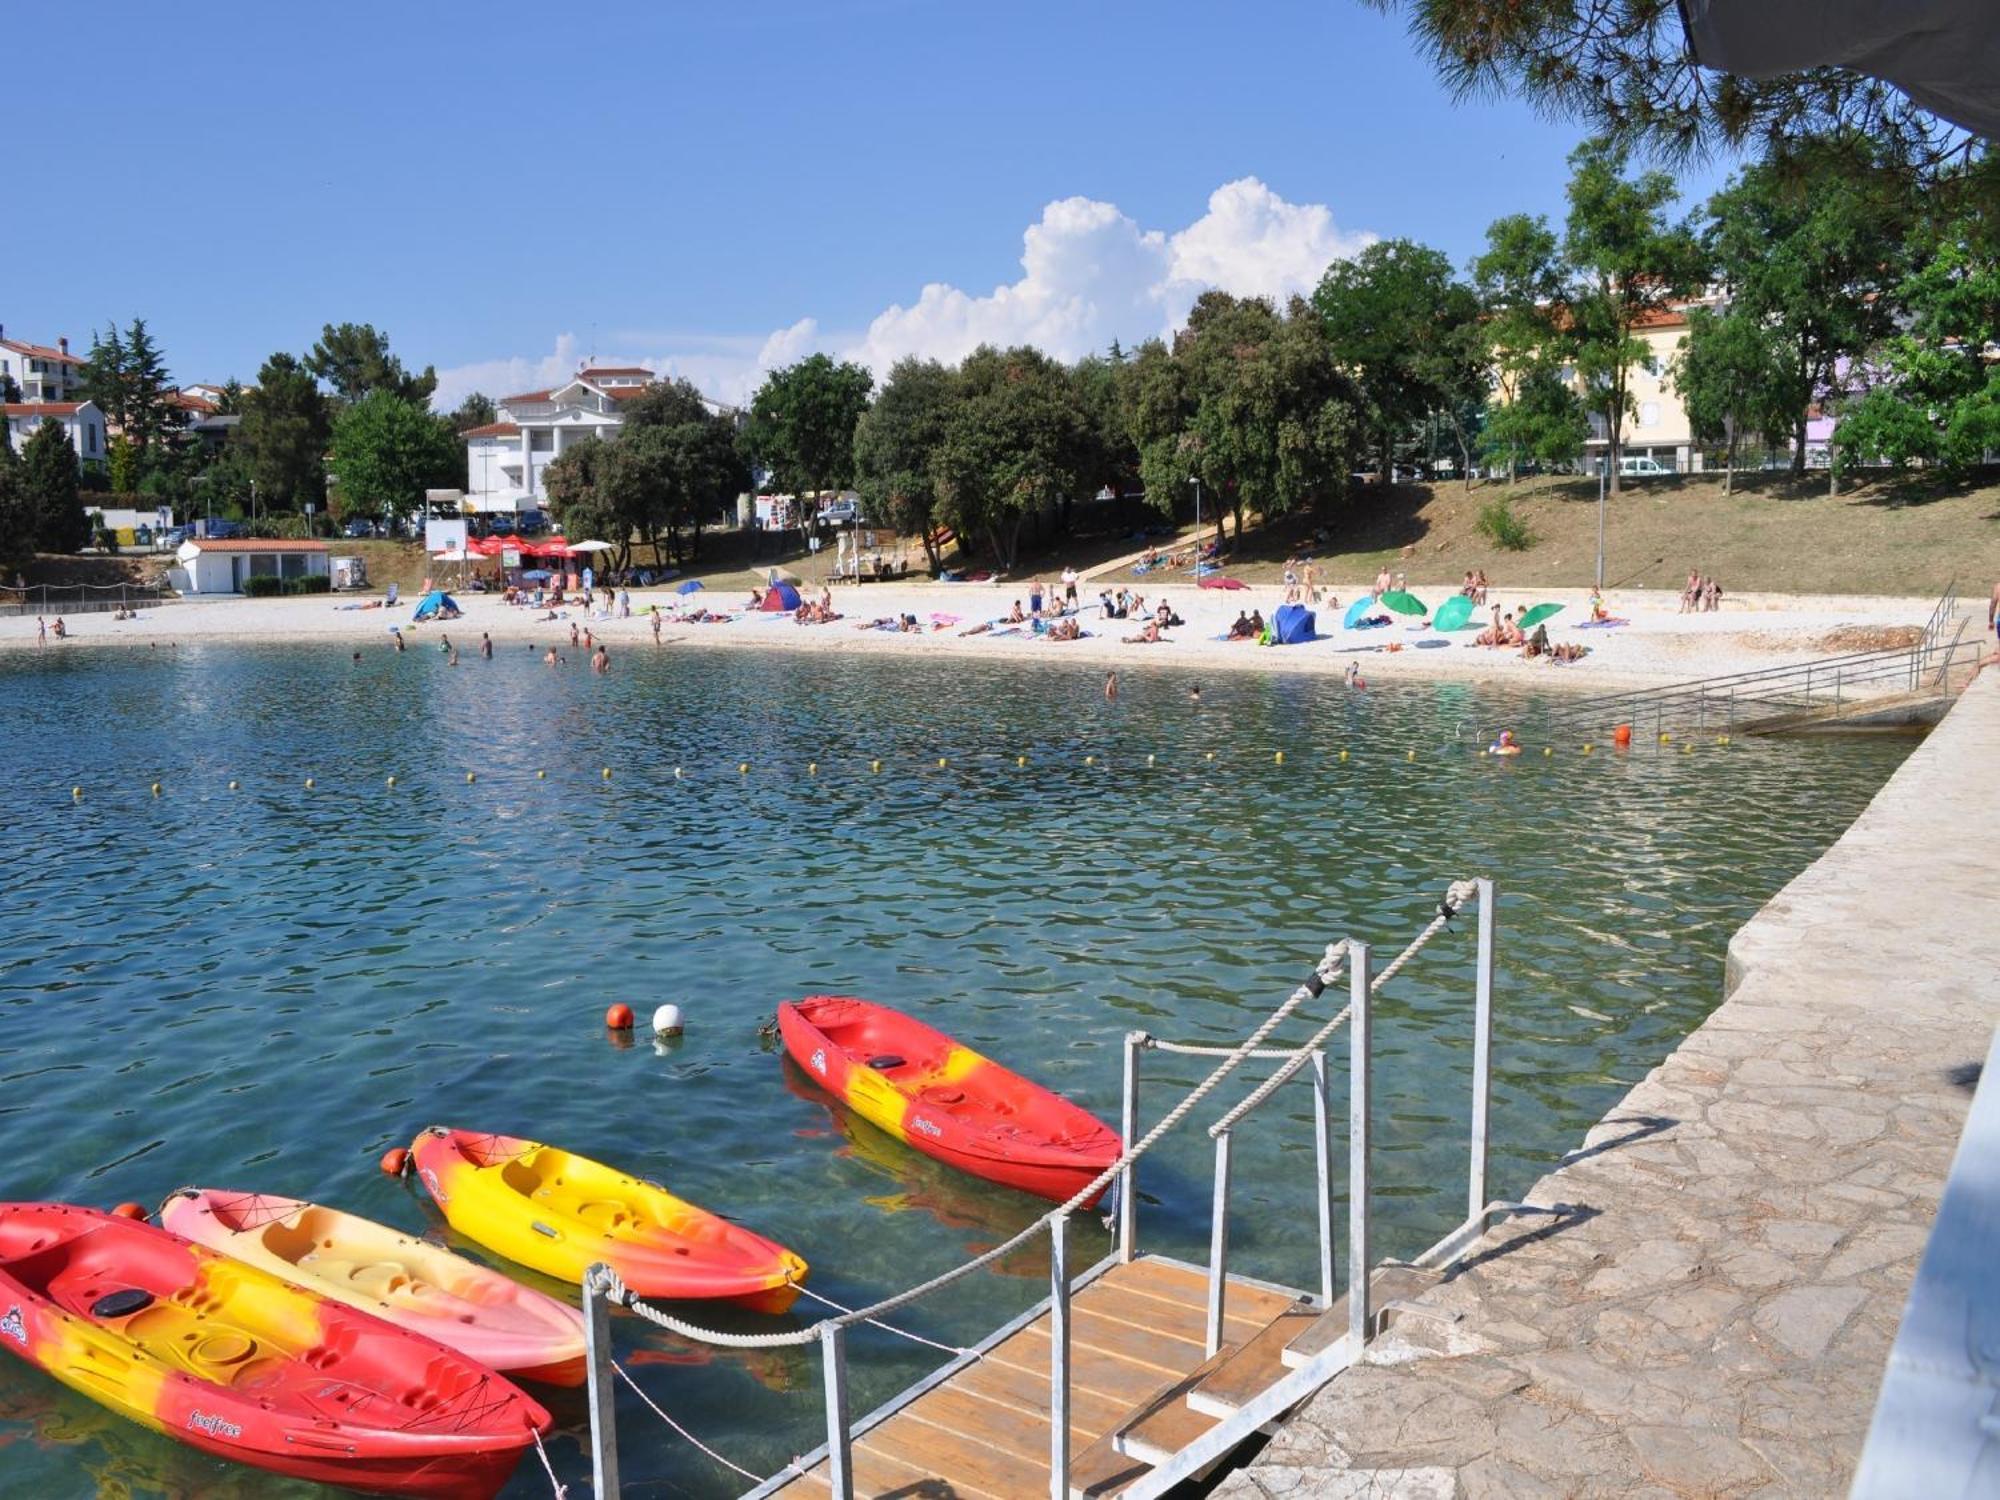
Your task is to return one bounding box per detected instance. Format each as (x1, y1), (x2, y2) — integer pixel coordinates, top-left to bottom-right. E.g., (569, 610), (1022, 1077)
(21, 1), (1734, 406)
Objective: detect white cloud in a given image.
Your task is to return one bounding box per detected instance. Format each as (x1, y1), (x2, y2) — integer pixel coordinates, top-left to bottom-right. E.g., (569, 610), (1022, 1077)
(430, 178), (1373, 410)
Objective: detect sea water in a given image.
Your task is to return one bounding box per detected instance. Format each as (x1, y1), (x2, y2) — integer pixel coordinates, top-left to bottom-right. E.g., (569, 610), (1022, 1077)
(0, 642), (1911, 1496)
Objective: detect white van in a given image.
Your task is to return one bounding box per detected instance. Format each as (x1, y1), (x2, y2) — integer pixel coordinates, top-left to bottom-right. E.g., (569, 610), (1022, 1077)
(1620, 455), (1670, 478)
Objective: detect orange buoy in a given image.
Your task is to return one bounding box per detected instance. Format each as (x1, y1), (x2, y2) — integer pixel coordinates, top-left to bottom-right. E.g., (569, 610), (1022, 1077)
(110, 1203), (147, 1220)
(378, 1148), (410, 1178)
(605, 1003), (635, 1031)
(1612, 723), (1633, 747)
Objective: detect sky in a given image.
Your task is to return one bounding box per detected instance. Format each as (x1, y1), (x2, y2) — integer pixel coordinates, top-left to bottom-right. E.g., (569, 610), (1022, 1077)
(18, 1), (1735, 410)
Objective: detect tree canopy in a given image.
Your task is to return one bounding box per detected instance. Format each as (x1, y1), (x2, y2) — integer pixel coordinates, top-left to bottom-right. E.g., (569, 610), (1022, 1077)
(21, 420), (88, 553)
(743, 354), (874, 499)
(853, 358), (958, 572)
(80, 318), (183, 454)
(305, 323), (437, 406)
(235, 352), (331, 512)
(933, 346), (1093, 572)
(329, 391), (461, 524)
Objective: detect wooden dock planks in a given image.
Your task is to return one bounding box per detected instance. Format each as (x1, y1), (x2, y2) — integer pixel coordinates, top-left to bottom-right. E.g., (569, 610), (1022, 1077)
(764, 1255), (1301, 1498)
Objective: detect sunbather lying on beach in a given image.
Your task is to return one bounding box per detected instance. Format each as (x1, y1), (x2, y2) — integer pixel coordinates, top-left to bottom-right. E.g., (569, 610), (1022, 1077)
(1045, 617), (1082, 641)
(1123, 620), (1164, 644)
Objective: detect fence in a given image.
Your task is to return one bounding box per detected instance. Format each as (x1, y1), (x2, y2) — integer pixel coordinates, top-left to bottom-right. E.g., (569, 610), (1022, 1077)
(1, 583), (177, 617)
(577, 877), (1528, 1500)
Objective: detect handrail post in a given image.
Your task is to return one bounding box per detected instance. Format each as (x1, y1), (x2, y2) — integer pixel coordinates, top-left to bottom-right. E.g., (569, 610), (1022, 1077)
(1311, 1048), (1335, 1307)
(1119, 1031), (1143, 1263)
(821, 1323), (853, 1499)
(1348, 942), (1372, 1356)
(1469, 880), (1496, 1222)
(1049, 1214), (1071, 1499)
(583, 1265), (621, 1499)
(1205, 1131), (1232, 1357)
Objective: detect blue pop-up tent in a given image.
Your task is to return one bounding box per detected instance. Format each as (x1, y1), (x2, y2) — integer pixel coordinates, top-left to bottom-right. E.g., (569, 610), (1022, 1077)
(411, 590), (462, 621)
(759, 582), (803, 612)
(1273, 603), (1317, 644)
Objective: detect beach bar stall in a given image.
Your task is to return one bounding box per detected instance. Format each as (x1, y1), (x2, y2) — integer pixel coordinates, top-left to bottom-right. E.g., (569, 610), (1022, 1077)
(174, 538), (330, 595)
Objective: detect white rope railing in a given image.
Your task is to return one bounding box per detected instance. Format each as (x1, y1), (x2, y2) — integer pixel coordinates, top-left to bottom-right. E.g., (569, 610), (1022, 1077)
(1209, 880), (1477, 1138)
(601, 881), (1475, 1351)
(527, 1427), (569, 1497)
(792, 1281), (972, 1357)
(610, 1359), (765, 1483)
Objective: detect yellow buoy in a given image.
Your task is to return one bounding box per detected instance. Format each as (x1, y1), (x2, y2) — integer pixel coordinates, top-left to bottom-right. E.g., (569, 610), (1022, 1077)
(1017, 755), (1027, 767)
(386, 775), (397, 788)
(1582, 744), (1593, 754)
(1543, 747), (1553, 758)
(1339, 749), (1349, 761)
(466, 772), (476, 784)
(602, 767), (612, 780)
(1084, 755), (1096, 766)
(1205, 751), (1215, 762)
(1274, 751), (1284, 765)
(304, 777), (314, 789)
(807, 762), (817, 775)
(536, 769), (546, 780)
(227, 780), (238, 790)
(1146, 754), (1155, 767)
(71, 786), (82, 799)
(674, 767), (684, 779)
(937, 757), (947, 769)
(1683, 743), (1694, 755)
(870, 759), (881, 772)
(1406, 750), (1416, 762)
(737, 762), (748, 775)
(1716, 735), (1731, 745)
(1659, 732), (1673, 744)
(150, 782), (161, 796)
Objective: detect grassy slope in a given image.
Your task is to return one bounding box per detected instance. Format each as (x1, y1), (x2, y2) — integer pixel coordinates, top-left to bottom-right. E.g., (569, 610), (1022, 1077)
(1097, 473), (1999, 598)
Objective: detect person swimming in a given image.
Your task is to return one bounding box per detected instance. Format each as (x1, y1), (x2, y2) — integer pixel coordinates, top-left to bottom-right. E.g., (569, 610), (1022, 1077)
(1489, 729), (1521, 755)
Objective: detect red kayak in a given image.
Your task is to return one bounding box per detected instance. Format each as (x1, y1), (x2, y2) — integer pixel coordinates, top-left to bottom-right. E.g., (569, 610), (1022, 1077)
(779, 997), (1121, 1205)
(0, 1203), (550, 1498)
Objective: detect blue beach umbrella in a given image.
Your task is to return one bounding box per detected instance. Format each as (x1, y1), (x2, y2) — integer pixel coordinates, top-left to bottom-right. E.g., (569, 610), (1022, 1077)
(676, 579), (706, 596)
(1342, 596), (1376, 629)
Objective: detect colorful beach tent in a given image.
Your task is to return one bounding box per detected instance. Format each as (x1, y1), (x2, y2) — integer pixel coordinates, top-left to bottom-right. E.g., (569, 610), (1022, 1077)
(1272, 604), (1317, 644)
(759, 582), (802, 612)
(1433, 596), (1477, 631)
(676, 579), (706, 596)
(411, 590), (462, 621)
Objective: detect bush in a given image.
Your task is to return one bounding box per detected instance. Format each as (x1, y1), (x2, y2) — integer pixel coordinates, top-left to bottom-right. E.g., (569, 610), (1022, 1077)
(1475, 494), (1535, 552)
(240, 573), (333, 597)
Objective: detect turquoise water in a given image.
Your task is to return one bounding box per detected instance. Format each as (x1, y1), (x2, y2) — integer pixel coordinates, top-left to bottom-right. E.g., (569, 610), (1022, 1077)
(0, 643), (1912, 1498)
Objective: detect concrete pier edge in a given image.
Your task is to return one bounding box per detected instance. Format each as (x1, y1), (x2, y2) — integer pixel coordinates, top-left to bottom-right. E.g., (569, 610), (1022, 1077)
(1220, 674), (2000, 1499)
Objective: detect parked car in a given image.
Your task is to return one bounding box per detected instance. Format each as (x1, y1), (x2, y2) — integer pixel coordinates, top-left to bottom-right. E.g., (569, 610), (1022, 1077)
(516, 509), (548, 536)
(204, 519), (247, 540)
(488, 517), (517, 537)
(342, 517), (378, 539)
(819, 499), (861, 526)
(163, 525), (193, 547)
(1619, 456), (1671, 478)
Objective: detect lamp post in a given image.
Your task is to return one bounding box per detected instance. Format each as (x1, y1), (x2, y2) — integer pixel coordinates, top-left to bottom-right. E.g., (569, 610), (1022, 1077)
(1189, 475), (1201, 556)
(1595, 459), (1607, 591)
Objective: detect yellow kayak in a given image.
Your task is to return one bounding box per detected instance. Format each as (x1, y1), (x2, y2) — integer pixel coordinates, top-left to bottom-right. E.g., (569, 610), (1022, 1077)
(159, 1188), (588, 1385)
(408, 1129), (807, 1313)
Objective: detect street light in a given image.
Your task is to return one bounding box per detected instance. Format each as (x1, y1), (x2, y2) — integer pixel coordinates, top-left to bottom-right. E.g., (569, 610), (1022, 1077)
(1595, 458), (1607, 591)
(1188, 475), (1201, 555)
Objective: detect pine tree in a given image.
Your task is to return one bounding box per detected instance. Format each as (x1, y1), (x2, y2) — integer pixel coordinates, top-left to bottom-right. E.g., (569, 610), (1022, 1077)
(21, 420), (88, 552)
(122, 318), (182, 452)
(81, 325), (131, 431)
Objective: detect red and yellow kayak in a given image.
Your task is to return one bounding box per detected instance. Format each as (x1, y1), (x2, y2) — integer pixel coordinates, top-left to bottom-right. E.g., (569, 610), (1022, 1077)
(778, 996), (1122, 1206)
(408, 1129), (808, 1314)
(0, 1202), (549, 1499)
(159, 1188), (588, 1387)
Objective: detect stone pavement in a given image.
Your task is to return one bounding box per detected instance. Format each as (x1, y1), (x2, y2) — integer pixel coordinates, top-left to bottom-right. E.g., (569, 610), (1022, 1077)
(1218, 675), (2000, 1499)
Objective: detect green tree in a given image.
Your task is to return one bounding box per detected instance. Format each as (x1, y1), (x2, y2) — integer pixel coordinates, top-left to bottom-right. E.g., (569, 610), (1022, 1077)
(1562, 137), (1707, 493)
(1313, 240), (1478, 480)
(215, 379), (244, 416)
(21, 419), (89, 552)
(235, 352), (330, 513)
(853, 358), (959, 574)
(609, 380), (749, 565)
(742, 353), (874, 506)
(121, 318), (181, 452)
(106, 434), (141, 494)
(329, 391), (461, 527)
(1473, 213), (1574, 481)
(1478, 365), (1588, 475)
(448, 392), (498, 433)
(539, 437), (623, 550)
(1670, 307), (1793, 490)
(1836, 215), (2000, 476)
(934, 345), (1092, 570)
(80, 324), (131, 431)
(0, 435), (33, 569)
(305, 323), (437, 406)
(1122, 338), (1197, 531)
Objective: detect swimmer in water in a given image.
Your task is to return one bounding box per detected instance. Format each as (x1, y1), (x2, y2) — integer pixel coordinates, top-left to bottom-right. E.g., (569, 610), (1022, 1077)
(592, 645), (610, 675)
(1344, 661), (1366, 690)
(1189, 684), (1201, 705)
(1104, 671), (1118, 702)
(479, 632), (493, 659)
(351, 651), (361, 664)
(543, 647), (559, 666)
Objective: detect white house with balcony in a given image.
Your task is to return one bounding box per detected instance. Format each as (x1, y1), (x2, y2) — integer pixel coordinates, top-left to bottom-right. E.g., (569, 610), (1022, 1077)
(0, 327), (85, 402)
(463, 366), (739, 514)
(4, 400), (107, 465)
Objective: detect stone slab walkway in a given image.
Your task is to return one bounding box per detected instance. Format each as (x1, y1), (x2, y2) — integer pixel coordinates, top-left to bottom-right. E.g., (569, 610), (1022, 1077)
(1219, 675), (2000, 1499)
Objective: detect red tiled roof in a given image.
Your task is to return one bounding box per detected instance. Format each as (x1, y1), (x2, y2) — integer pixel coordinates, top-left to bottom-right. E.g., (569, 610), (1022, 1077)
(183, 538), (330, 553)
(579, 366), (652, 377)
(3, 402), (84, 416)
(462, 421), (521, 439)
(0, 338), (83, 366)
(499, 389), (552, 404)
(605, 386), (656, 401)
(170, 392), (217, 414)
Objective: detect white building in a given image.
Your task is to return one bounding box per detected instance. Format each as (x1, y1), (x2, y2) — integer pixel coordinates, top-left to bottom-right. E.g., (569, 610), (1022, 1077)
(0, 327), (84, 402)
(173, 538), (330, 594)
(4, 400), (107, 464)
(463, 366), (738, 514)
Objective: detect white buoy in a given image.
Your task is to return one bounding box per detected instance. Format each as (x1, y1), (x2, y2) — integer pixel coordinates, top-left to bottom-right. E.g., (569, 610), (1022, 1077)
(652, 1003), (685, 1038)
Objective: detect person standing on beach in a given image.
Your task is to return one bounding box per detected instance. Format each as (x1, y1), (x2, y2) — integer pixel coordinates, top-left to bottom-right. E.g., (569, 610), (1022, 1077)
(1029, 580), (1045, 617)
(393, 631), (406, 653)
(651, 611), (662, 645)
(36, 616), (46, 647)
(1061, 566), (1079, 609)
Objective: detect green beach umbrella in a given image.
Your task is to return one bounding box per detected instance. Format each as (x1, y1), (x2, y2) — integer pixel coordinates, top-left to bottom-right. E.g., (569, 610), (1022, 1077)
(1379, 590), (1427, 616)
(1516, 602), (1564, 630)
(1433, 595), (1477, 631)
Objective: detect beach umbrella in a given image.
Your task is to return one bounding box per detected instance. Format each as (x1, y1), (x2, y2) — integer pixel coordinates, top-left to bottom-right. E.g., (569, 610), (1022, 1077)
(1433, 596), (1477, 632)
(1517, 603), (1564, 630)
(676, 579), (706, 596)
(567, 539), (615, 553)
(1379, 589), (1427, 616)
(1342, 596), (1377, 629)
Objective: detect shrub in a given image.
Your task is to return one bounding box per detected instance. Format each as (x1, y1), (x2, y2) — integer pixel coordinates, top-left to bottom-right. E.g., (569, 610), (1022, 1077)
(1475, 494), (1535, 552)
(240, 574), (332, 597)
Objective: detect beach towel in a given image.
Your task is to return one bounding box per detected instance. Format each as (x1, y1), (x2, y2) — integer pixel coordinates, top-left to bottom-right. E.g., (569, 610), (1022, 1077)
(1574, 618), (1631, 629)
